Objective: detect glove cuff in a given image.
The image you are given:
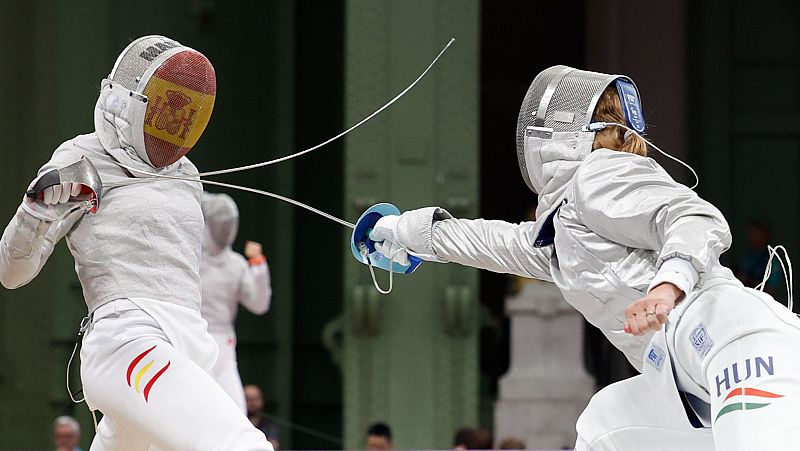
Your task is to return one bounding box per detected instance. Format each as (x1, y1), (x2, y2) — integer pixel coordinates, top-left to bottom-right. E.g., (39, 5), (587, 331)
(396, 206), (453, 261)
(248, 255), (267, 266)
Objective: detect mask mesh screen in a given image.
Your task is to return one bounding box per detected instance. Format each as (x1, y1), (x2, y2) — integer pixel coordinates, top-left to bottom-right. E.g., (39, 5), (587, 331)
(516, 66), (569, 191)
(516, 66), (622, 193)
(543, 71), (616, 131)
(141, 50), (217, 167)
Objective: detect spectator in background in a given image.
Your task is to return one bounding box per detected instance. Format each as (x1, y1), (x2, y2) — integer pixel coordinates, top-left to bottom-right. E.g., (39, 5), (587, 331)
(453, 427), (479, 450)
(736, 221), (781, 294)
(497, 437), (526, 449)
(479, 309), (511, 396)
(364, 422), (393, 450)
(245, 384), (280, 450)
(473, 427), (493, 449)
(53, 416), (81, 451)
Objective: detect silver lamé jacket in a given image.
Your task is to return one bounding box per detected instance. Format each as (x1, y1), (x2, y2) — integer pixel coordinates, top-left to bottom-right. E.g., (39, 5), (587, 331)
(0, 87), (204, 313)
(394, 138), (733, 370)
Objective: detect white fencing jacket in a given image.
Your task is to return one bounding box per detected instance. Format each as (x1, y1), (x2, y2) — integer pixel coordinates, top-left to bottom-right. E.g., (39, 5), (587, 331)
(200, 195), (271, 337)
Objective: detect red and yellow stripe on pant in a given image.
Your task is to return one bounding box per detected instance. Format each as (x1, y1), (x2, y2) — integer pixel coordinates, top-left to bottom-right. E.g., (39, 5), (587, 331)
(126, 345), (171, 402)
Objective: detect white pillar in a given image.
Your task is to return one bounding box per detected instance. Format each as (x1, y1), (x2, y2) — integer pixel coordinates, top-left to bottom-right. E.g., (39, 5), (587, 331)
(494, 280), (596, 448)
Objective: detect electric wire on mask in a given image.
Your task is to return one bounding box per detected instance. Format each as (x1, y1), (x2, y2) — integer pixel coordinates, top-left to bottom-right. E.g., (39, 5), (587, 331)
(582, 121), (700, 190)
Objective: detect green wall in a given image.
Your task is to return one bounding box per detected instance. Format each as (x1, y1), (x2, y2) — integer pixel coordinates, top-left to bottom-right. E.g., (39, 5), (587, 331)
(342, 1), (480, 449)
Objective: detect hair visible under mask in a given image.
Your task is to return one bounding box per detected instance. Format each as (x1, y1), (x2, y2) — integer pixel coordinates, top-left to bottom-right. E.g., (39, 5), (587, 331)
(592, 86), (648, 156)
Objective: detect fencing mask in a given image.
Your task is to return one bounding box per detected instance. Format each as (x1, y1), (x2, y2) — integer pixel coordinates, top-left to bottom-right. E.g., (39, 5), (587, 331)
(98, 35), (217, 168)
(516, 65), (645, 195)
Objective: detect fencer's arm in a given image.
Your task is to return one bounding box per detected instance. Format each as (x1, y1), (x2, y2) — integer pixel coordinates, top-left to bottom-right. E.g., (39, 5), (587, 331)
(0, 199), (81, 289)
(1, 152), (90, 289)
(396, 207), (554, 281)
(238, 257), (272, 315)
(573, 152), (731, 292)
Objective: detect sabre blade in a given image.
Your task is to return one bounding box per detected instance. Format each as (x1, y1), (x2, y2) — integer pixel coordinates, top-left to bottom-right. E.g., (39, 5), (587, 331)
(198, 37), (456, 177)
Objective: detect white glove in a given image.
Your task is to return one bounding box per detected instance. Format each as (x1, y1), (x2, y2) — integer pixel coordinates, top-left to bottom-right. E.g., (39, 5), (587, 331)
(41, 182), (82, 205)
(369, 215), (410, 266)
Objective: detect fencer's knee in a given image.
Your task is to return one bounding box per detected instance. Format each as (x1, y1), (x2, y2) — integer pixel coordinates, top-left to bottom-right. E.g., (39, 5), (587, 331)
(575, 378), (634, 448)
(575, 394), (601, 446)
(576, 384), (612, 434)
(574, 435), (596, 451)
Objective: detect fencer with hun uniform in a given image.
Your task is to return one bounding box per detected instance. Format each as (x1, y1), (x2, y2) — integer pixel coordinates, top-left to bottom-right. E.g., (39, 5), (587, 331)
(200, 192), (272, 413)
(368, 66), (800, 450)
(0, 36), (272, 449)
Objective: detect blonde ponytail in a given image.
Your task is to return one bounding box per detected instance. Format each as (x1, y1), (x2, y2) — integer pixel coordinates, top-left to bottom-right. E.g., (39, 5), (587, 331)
(592, 86), (647, 156)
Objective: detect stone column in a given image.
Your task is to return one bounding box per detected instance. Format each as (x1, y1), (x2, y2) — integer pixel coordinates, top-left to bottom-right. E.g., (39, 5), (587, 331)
(494, 279), (595, 449)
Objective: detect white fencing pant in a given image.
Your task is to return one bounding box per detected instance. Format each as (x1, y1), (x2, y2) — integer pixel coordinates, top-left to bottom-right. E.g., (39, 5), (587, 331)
(80, 300), (271, 451)
(673, 284), (800, 450)
(576, 282), (800, 450)
(208, 332), (247, 413)
(575, 343), (715, 450)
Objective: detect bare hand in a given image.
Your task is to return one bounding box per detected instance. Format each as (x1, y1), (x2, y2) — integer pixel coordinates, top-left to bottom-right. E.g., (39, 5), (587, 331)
(244, 241), (263, 259)
(624, 283), (683, 336)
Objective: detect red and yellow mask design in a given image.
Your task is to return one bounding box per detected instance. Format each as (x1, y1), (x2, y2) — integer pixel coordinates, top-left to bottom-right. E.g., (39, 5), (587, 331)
(141, 50), (216, 168)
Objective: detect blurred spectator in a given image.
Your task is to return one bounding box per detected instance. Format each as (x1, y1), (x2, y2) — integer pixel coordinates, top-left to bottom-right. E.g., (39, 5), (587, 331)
(53, 415), (81, 451)
(244, 384), (280, 449)
(736, 221), (780, 294)
(480, 311), (511, 397)
(364, 422), (393, 450)
(497, 437), (526, 449)
(473, 427), (493, 449)
(453, 426), (479, 450)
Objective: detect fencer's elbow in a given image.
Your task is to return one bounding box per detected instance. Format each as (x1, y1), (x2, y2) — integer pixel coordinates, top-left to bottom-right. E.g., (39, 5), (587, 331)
(712, 220), (732, 252)
(251, 298), (272, 315)
(0, 255), (37, 289)
(251, 291), (273, 315)
(722, 231), (733, 248)
(0, 272), (27, 290)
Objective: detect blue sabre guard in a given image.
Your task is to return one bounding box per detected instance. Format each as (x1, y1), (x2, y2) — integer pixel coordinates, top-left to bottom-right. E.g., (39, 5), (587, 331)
(351, 203), (423, 274)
